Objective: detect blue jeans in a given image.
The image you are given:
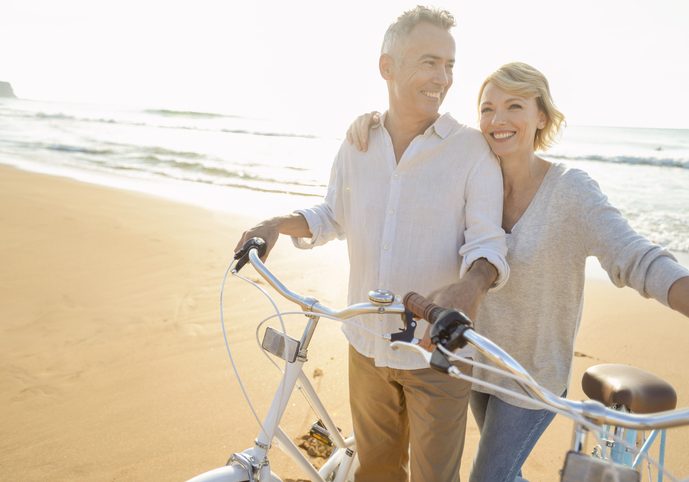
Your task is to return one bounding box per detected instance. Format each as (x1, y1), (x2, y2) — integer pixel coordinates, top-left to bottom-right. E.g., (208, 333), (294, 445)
(468, 390), (559, 482)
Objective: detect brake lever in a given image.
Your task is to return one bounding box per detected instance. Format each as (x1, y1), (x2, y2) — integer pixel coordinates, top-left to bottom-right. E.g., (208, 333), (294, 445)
(390, 309), (449, 372)
(390, 310), (418, 342)
(233, 237), (267, 273)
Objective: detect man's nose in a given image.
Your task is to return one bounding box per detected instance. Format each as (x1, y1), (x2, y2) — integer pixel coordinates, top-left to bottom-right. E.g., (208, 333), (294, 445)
(434, 66), (451, 86)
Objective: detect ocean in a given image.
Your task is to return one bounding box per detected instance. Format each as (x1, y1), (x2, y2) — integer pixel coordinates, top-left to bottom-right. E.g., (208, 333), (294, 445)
(1, 98), (688, 256)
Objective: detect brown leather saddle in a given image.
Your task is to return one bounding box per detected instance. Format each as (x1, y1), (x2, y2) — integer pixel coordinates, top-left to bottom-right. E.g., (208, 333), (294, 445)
(582, 363), (677, 414)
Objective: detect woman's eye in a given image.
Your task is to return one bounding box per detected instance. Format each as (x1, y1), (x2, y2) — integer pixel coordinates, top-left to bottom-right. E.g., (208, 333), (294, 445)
(480, 107), (493, 114)
(509, 104), (523, 109)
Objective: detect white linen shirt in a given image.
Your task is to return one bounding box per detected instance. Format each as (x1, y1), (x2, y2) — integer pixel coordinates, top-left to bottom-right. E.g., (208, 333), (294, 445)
(293, 113), (508, 369)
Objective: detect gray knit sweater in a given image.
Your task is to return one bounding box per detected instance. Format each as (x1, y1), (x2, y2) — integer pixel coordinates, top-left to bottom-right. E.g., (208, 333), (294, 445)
(472, 163), (689, 409)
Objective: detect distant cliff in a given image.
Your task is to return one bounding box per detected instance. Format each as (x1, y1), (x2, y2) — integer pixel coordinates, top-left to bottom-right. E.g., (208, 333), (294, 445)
(0, 81), (17, 98)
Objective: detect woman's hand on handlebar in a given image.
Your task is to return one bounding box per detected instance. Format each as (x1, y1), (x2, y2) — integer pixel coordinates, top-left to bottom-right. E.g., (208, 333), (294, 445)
(345, 111), (381, 152)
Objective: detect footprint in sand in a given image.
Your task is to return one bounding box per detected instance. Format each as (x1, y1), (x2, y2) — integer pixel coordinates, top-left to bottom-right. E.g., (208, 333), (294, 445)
(13, 384), (61, 402)
(180, 322), (207, 336)
(6, 365), (37, 384)
(173, 291), (199, 324)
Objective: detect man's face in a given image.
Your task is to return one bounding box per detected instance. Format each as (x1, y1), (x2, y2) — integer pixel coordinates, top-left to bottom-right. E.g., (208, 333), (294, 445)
(385, 22), (455, 119)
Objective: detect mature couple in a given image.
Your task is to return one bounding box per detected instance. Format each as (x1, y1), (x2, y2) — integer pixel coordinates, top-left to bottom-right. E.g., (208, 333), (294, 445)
(236, 6), (689, 482)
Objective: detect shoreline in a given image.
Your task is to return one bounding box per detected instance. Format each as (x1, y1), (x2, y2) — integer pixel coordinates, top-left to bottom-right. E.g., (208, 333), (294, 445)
(2, 160), (689, 267)
(1, 164), (688, 480)
(0, 159), (323, 220)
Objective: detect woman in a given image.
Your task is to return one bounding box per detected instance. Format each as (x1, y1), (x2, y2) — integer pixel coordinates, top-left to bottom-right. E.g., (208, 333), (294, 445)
(346, 62), (689, 482)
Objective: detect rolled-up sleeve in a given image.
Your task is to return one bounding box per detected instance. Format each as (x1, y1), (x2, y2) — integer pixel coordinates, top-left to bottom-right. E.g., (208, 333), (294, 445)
(459, 150), (509, 290)
(291, 154), (346, 249)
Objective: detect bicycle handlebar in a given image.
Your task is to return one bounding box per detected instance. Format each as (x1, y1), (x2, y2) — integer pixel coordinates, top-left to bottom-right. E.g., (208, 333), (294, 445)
(402, 292), (444, 323)
(403, 291), (473, 351)
(239, 244), (406, 319)
(237, 240), (689, 431)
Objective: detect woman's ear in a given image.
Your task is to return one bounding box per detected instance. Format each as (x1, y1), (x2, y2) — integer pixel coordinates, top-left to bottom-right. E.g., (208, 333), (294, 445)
(537, 110), (547, 129)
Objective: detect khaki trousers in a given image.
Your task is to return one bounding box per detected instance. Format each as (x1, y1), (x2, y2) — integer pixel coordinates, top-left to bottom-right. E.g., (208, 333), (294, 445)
(348, 345), (472, 482)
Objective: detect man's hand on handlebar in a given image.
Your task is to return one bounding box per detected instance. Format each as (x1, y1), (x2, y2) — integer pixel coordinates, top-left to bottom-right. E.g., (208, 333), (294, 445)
(413, 282), (475, 352)
(235, 220), (281, 262)
(430, 259), (499, 320)
(418, 326), (435, 352)
(402, 291), (474, 366)
(234, 213), (312, 263)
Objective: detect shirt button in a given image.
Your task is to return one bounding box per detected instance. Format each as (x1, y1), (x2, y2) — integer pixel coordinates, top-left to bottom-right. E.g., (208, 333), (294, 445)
(392, 173), (399, 180)
(388, 209), (395, 215)
(383, 244), (390, 251)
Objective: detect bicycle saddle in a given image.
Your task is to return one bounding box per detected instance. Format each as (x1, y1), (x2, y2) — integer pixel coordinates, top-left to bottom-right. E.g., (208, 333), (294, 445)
(582, 363), (677, 414)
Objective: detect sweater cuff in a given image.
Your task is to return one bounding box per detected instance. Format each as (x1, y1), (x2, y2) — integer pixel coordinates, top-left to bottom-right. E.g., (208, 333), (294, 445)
(645, 255), (689, 306)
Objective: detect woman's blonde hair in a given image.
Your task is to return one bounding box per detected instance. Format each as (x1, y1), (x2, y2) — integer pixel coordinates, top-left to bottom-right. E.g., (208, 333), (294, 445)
(478, 62), (565, 151)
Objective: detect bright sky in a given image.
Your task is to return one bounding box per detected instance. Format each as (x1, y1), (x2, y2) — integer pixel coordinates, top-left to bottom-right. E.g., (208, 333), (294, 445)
(2, 0), (689, 132)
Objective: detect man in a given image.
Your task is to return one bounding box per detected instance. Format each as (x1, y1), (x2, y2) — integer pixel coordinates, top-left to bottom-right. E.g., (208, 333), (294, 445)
(235, 6), (508, 481)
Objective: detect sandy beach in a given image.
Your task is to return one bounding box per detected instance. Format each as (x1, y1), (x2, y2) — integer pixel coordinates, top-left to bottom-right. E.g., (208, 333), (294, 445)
(1, 164), (688, 481)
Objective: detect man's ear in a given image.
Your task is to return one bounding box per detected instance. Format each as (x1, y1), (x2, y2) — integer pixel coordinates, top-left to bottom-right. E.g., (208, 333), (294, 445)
(379, 54), (394, 80)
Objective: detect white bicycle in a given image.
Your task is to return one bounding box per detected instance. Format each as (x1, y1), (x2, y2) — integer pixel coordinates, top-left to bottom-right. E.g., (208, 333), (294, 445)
(188, 238), (689, 481)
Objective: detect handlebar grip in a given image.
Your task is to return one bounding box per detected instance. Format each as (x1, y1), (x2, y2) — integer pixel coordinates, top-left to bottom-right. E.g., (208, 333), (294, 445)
(233, 237), (267, 272)
(403, 292), (444, 324)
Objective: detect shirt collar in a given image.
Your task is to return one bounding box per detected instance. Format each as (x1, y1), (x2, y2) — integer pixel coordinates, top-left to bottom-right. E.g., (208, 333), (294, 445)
(428, 112), (456, 139)
(379, 111), (456, 140)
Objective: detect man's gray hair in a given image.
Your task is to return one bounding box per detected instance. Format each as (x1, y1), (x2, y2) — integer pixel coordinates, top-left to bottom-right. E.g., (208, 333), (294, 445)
(381, 5), (456, 55)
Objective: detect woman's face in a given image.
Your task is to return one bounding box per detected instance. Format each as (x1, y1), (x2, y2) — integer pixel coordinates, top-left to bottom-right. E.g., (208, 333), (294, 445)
(479, 82), (546, 160)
